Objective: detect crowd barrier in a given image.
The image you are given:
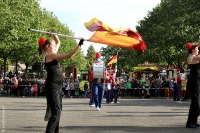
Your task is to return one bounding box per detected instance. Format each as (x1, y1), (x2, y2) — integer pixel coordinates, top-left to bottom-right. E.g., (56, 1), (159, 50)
(1, 83), (185, 97)
(0, 84), (44, 87)
(1, 83), (172, 90)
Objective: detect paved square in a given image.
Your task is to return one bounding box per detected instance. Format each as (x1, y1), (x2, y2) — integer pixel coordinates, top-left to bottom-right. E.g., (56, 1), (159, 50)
(0, 97), (199, 133)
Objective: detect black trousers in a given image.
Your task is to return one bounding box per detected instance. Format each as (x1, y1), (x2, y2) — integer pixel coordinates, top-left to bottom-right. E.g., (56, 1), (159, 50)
(173, 88), (177, 101)
(186, 97), (200, 125)
(46, 91), (62, 133)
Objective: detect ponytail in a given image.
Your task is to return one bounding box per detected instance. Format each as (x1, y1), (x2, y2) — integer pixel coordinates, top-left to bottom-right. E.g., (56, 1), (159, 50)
(38, 46), (43, 56)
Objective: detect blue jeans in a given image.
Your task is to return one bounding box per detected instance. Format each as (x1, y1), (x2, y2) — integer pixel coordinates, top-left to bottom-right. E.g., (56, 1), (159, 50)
(89, 82), (94, 105)
(154, 88), (160, 97)
(93, 83), (105, 108)
(101, 84), (105, 104)
(10, 87), (13, 95)
(28, 86), (31, 96)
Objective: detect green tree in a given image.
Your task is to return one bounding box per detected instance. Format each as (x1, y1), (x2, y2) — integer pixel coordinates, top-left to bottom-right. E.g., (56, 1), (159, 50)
(40, 9), (87, 71)
(136, 0), (200, 69)
(0, 0), (87, 77)
(0, 0), (42, 76)
(86, 45), (96, 67)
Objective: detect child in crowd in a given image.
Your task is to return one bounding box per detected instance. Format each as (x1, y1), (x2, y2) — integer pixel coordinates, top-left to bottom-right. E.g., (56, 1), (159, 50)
(85, 89), (91, 98)
(0, 88), (7, 97)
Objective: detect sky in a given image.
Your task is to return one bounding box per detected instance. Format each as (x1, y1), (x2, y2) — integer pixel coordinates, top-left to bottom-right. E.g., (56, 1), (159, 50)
(39, 0), (161, 54)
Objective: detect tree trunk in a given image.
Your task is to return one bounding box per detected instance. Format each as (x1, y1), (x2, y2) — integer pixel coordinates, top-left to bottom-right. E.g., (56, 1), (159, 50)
(15, 61), (18, 75)
(25, 63), (29, 73)
(3, 58), (7, 78)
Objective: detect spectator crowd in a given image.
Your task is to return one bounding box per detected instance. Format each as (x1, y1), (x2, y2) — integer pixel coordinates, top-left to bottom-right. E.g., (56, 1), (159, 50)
(0, 70), (186, 102)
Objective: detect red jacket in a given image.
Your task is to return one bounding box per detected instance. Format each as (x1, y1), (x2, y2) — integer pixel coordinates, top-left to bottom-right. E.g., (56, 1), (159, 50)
(177, 77), (182, 84)
(106, 75), (115, 86)
(89, 69), (93, 82)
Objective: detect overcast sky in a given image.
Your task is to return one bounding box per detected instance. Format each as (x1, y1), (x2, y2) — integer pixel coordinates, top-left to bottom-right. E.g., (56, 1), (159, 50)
(39, 0), (161, 54)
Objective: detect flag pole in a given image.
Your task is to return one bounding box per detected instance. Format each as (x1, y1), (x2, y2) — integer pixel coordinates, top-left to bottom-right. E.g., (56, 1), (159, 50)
(114, 52), (118, 78)
(28, 28), (88, 41)
(115, 52), (118, 71)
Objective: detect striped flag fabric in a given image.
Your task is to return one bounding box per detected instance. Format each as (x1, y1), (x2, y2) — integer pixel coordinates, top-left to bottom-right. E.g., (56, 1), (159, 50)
(84, 18), (112, 32)
(84, 18), (147, 52)
(107, 55), (117, 66)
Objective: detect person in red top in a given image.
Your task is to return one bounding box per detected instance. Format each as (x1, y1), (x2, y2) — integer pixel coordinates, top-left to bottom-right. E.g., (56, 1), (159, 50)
(105, 65), (115, 103)
(111, 69), (119, 103)
(89, 67), (95, 106)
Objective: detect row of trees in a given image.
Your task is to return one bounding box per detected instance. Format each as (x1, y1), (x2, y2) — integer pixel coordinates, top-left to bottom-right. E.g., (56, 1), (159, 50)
(0, 0), (87, 77)
(100, 0), (200, 73)
(1, 0), (200, 77)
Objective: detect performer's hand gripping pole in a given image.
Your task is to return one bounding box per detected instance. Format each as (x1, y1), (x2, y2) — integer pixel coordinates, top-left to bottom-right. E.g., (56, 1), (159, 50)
(28, 28), (88, 41)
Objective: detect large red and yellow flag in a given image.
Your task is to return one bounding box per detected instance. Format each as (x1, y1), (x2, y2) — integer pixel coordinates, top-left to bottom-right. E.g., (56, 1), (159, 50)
(107, 55), (117, 66)
(84, 18), (147, 52)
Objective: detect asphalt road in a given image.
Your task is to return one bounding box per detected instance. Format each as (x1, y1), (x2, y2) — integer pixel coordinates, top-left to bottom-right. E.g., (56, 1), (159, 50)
(0, 97), (199, 133)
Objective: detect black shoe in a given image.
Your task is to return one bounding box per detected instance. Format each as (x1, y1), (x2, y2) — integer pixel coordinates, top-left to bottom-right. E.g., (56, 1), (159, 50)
(196, 123), (200, 127)
(186, 123), (198, 128)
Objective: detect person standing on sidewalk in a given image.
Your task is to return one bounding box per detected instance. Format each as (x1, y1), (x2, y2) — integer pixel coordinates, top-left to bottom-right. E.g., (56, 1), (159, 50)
(162, 79), (170, 99)
(173, 78), (182, 103)
(154, 78), (160, 97)
(176, 74), (183, 103)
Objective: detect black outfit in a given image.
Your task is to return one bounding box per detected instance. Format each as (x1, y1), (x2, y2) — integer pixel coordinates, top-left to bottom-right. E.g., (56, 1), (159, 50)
(173, 82), (178, 101)
(162, 81), (170, 88)
(186, 63), (200, 128)
(18, 81), (25, 96)
(44, 58), (63, 133)
(9, 71), (12, 79)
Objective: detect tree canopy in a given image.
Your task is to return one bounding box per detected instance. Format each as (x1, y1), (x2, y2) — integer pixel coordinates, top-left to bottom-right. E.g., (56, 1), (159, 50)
(101, 0), (200, 73)
(1, 0), (200, 77)
(0, 0), (87, 76)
